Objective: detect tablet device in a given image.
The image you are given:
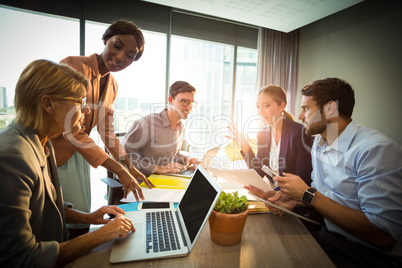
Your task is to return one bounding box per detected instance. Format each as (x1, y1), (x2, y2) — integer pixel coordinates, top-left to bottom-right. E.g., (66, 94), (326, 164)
(248, 192), (320, 225)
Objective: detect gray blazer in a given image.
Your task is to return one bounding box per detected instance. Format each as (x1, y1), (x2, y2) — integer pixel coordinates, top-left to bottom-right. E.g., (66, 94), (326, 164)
(0, 120), (69, 267)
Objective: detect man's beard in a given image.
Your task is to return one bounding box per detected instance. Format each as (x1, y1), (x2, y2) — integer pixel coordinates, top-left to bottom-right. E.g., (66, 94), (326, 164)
(304, 111), (333, 136)
(304, 120), (328, 136)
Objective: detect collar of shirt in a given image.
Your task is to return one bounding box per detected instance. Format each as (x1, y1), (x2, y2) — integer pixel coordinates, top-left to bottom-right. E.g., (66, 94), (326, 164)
(161, 108), (172, 128)
(316, 121), (358, 166)
(161, 108), (183, 130)
(317, 121), (358, 153)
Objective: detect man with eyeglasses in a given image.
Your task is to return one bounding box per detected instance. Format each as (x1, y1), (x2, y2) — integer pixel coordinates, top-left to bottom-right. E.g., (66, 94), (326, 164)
(122, 81), (199, 176)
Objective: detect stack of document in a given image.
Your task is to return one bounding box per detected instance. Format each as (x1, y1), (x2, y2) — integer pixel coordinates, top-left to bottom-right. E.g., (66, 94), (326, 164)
(248, 201), (270, 214)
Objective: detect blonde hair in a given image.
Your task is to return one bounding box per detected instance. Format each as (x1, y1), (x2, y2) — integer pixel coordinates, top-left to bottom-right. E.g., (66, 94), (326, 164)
(14, 59), (89, 132)
(257, 85), (295, 121)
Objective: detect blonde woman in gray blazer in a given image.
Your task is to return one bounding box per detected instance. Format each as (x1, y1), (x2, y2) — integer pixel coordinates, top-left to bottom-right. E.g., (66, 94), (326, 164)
(0, 60), (135, 267)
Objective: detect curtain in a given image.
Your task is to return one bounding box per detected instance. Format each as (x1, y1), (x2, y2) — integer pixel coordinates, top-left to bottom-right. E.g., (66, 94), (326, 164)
(256, 27), (299, 116)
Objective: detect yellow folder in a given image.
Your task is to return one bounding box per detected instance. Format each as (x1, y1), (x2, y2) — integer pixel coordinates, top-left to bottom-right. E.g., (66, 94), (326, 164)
(140, 174), (190, 189)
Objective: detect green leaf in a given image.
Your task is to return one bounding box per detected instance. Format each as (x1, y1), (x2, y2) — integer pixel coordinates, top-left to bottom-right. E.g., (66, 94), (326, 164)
(213, 191), (250, 214)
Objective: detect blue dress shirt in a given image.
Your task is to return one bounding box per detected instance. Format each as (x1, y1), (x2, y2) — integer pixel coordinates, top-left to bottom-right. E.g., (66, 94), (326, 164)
(311, 121), (402, 258)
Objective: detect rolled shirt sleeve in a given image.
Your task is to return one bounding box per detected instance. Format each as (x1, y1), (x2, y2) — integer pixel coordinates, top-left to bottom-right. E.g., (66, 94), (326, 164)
(311, 121), (402, 256)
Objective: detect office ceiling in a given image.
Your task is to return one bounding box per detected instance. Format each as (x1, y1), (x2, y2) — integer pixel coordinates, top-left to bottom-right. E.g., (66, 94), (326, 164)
(142, 0), (364, 33)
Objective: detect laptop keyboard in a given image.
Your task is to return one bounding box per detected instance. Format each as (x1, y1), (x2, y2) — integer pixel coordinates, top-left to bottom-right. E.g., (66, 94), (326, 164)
(146, 211), (181, 253)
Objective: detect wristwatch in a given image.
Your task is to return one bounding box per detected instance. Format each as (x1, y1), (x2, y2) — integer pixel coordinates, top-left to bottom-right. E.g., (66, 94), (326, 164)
(302, 187), (317, 205)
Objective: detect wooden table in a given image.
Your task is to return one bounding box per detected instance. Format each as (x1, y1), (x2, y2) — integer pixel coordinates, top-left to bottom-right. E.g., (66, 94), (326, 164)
(65, 213), (335, 268)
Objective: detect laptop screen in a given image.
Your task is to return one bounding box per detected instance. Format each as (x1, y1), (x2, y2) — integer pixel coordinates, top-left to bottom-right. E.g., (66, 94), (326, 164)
(179, 169), (219, 243)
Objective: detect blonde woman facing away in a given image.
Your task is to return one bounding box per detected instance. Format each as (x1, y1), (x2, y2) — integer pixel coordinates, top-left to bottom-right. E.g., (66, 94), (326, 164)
(0, 60), (135, 267)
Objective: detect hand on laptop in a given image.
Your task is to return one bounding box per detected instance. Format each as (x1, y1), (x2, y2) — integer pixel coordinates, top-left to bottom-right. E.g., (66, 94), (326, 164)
(86, 205), (127, 224)
(155, 162), (187, 174)
(98, 214), (136, 241)
(185, 157), (200, 169)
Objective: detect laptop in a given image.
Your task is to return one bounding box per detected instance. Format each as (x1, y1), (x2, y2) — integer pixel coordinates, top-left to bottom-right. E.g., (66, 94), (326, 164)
(161, 145), (221, 178)
(109, 165), (222, 263)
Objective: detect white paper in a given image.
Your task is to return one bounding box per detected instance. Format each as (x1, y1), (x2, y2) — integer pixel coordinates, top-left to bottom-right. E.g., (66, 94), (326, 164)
(209, 168), (274, 192)
(121, 188), (185, 203)
(214, 178), (256, 199)
(216, 179), (244, 190)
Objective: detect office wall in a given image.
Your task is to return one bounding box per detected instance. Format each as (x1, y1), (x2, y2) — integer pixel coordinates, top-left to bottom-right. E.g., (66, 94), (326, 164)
(296, 0), (402, 145)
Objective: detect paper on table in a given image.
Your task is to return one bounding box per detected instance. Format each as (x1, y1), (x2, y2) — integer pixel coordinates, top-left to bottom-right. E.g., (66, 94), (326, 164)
(209, 168), (274, 192)
(121, 188), (185, 203)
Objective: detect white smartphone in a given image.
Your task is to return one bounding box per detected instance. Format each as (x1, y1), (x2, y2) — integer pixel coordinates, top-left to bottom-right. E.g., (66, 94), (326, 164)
(262, 165), (280, 188)
(137, 202), (174, 210)
(262, 165), (279, 178)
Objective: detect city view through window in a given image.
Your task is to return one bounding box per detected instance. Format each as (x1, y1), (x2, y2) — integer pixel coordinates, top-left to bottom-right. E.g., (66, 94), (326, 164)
(0, 6), (258, 162)
(0, 5), (258, 210)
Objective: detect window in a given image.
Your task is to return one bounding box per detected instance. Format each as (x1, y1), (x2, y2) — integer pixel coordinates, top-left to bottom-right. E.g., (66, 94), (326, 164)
(169, 11), (258, 157)
(169, 37), (258, 158)
(0, 2), (258, 210)
(170, 36), (234, 156)
(0, 6), (79, 129)
(233, 46), (259, 141)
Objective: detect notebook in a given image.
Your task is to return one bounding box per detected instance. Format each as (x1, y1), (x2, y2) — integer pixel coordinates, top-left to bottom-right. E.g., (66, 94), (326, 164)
(109, 165), (222, 263)
(161, 145), (221, 178)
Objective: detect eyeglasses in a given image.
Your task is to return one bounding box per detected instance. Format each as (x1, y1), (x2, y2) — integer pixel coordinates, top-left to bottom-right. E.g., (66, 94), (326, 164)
(175, 97), (197, 108)
(54, 96), (87, 109)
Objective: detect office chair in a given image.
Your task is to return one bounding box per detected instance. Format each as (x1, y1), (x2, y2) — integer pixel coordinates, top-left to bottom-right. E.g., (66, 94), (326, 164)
(101, 169), (124, 206)
(101, 132), (125, 205)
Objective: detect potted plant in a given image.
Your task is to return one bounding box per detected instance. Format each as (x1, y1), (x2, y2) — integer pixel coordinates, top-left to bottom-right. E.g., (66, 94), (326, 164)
(208, 191), (250, 246)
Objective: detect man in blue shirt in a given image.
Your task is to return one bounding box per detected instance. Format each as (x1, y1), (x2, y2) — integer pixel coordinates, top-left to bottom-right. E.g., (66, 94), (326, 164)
(248, 78), (402, 266)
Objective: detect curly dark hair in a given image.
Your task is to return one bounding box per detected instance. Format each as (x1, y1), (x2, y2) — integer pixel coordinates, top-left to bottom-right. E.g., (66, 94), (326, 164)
(102, 20), (145, 61)
(301, 78), (355, 119)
